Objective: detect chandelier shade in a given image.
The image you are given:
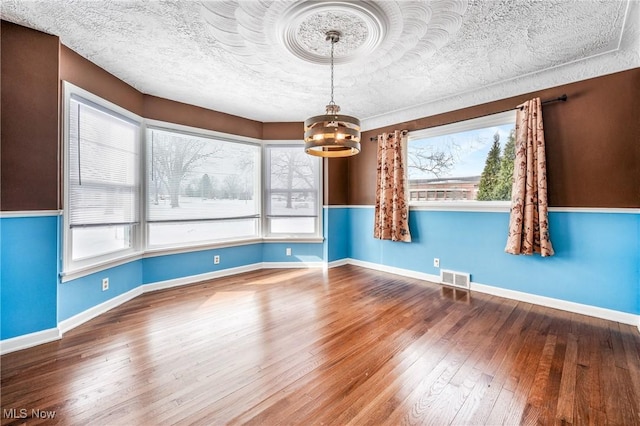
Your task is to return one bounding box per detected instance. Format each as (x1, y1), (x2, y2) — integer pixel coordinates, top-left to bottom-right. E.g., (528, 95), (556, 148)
(304, 110), (361, 157)
(304, 31), (361, 157)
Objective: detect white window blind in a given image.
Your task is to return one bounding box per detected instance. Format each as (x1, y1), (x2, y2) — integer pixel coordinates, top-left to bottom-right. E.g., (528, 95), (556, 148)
(68, 95), (140, 227)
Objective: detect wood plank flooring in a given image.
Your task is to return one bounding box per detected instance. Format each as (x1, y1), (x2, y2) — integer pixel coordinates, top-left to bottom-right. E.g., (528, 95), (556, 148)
(2, 265), (639, 425)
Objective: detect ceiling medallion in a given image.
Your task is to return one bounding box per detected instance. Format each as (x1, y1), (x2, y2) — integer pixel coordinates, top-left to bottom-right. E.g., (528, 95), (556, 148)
(276, 1), (389, 65)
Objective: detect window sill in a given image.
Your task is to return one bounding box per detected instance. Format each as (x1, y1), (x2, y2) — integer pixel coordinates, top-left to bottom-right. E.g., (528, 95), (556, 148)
(262, 237), (324, 243)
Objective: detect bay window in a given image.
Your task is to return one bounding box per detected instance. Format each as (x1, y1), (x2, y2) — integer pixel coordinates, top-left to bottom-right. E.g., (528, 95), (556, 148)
(63, 84), (322, 277)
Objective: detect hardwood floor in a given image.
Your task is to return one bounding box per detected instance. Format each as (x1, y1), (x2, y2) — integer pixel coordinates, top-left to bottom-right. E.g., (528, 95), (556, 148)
(2, 265), (639, 425)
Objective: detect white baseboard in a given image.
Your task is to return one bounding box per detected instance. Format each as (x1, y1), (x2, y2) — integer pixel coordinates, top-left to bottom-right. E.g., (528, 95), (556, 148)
(327, 259), (349, 268)
(142, 263), (263, 292)
(0, 328), (61, 355)
(58, 286), (144, 335)
(342, 258), (640, 328)
(471, 281), (640, 327)
(347, 258), (441, 283)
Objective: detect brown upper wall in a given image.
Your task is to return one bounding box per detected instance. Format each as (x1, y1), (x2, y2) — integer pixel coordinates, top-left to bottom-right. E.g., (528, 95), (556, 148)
(351, 68), (640, 208)
(143, 95), (262, 140)
(1, 21), (60, 211)
(325, 158), (349, 206)
(262, 122), (303, 141)
(60, 45), (144, 116)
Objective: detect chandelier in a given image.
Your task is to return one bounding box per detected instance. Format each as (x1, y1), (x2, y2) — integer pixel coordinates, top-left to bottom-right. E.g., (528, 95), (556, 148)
(304, 31), (361, 157)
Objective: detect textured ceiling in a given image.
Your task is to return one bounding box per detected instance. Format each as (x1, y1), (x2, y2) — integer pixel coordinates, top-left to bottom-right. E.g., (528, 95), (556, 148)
(2, 0), (639, 130)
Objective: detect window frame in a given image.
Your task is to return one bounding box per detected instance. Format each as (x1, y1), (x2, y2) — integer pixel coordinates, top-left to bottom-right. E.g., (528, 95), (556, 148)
(406, 110), (516, 211)
(62, 82), (144, 276)
(144, 120), (263, 251)
(262, 141), (323, 240)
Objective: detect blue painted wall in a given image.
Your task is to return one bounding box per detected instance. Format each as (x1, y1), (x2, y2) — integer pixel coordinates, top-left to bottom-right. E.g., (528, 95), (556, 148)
(1, 216), (59, 339)
(142, 244), (263, 284)
(58, 260), (143, 321)
(324, 207), (349, 263)
(348, 207), (640, 315)
(262, 242), (324, 264)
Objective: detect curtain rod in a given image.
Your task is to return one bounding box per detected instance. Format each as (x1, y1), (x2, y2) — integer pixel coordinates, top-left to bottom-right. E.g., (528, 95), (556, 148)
(369, 94), (568, 141)
(518, 94), (567, 110)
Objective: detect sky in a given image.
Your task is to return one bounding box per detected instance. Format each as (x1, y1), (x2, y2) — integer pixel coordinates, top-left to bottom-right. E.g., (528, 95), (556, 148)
(408, 122), (515, 180)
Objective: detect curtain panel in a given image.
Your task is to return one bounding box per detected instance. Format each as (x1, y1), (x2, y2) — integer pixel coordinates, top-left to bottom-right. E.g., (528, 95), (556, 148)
(505, 98), (554, 257)
(374, 130), (411, 242)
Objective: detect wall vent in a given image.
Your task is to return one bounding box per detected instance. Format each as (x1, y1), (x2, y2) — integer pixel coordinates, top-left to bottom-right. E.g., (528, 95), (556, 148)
(440, 269), (470, 290)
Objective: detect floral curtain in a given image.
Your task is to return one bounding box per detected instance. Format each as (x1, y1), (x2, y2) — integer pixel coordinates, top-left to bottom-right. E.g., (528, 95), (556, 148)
(374, 130), (411, 242)
(505, 98), (554, 257)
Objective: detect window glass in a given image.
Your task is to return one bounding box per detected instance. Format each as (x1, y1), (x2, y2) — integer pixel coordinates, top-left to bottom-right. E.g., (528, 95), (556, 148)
(147, 128), (261, 247)
(72, 225), (132, 260)
(407, 111), (516, 203)
(265, 145), (321, 236)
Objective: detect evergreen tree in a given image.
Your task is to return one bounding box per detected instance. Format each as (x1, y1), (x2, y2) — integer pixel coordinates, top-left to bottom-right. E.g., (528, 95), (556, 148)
(199, 173), (214, 199)
(476, 132), (502, 200)
(493, 129), (516, 200)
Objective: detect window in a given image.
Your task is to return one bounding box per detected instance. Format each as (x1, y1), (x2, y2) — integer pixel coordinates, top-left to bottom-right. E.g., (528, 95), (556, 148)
(64, 85), (141, 270)
(407, 111), (516, 204)
(146, 128), (261, 247)
(264, 145), (321, 237)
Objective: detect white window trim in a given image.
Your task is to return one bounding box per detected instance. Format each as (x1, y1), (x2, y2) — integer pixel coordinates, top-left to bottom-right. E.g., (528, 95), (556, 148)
(62, 82), (144, 275)
(409, 110), (516, 140)
(407, 110), (516, 210)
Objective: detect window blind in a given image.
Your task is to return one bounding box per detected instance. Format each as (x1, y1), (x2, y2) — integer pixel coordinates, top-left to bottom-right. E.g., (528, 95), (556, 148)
(68, 96), (140, 227)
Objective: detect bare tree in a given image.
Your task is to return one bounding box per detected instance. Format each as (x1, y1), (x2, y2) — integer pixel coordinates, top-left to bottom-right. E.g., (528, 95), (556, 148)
(407, 142), (458, 178)
(271, 149), (315, 208)
(222, 174), (242, 199)
(151, 132), (221, 208)
(234, 156), (255, 200)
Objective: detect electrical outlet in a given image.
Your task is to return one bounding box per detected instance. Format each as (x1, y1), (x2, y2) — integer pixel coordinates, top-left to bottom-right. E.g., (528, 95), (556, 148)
(102, 278), (109, 291)
(286, 247), (292, 256)
(214, 255), (220, 264)
(433, 258), (440, 268)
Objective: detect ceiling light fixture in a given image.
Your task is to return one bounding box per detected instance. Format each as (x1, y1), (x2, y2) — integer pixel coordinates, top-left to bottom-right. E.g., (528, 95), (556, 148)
(304, 31), (361, 157)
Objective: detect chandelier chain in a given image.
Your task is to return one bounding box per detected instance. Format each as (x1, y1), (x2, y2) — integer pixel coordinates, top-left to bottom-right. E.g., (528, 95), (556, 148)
(330, 36), (335, 106)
